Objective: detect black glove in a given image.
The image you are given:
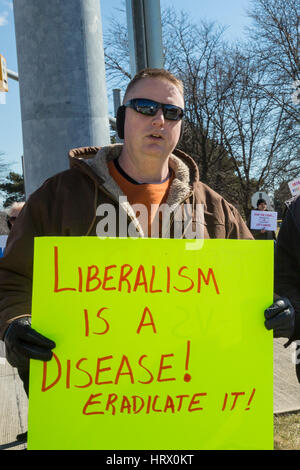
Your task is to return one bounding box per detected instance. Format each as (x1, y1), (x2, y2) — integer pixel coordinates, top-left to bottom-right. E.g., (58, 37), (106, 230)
(264, 297), (295, 339)
(4, 317), (56, 371)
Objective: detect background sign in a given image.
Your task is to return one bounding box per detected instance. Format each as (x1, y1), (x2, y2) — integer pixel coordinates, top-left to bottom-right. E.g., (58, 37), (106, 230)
(250, 210), (277, 231)
(288, 178), (300, 197)
(28, 237), (274, 450)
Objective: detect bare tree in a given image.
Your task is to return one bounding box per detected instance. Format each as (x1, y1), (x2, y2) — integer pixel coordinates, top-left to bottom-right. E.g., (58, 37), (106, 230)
(213, 48), (299, 216)
(162, 12), (233, 173)
(244, 0), (300, 211)
(246, 0), (300, 122)
(160, 9), (299, 215)
(103, 2), (131, 90)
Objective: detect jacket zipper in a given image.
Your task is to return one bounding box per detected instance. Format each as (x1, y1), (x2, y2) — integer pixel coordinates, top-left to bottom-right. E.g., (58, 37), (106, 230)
(162, 191), (194, 239)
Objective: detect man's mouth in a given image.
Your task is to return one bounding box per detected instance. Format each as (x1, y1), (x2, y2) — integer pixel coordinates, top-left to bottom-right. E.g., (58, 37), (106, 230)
(148, 133), (163, 139)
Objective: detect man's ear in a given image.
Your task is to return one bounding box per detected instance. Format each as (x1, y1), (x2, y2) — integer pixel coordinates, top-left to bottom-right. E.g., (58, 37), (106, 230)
(116, 105), (126, 140)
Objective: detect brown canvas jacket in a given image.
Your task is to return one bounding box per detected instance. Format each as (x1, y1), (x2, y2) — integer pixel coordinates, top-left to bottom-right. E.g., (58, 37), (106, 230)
(0, 144), (253, 339)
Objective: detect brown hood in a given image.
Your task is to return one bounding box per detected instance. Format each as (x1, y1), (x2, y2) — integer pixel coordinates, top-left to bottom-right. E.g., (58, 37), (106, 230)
(67, 144), (199, 210)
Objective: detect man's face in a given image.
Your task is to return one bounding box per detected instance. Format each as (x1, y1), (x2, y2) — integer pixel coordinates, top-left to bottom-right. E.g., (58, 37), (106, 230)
(123, 77), (184, 162)
(257, 203), (267, 211)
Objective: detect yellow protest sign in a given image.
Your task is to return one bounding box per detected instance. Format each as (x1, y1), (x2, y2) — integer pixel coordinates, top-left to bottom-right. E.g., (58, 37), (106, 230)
(27, 237), (273, 450)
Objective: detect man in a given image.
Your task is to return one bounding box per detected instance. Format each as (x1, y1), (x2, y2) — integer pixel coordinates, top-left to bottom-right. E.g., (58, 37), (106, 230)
(249, 198), (276, 240)
(264, 195), (300, 378)
(0, 68), (253, 400)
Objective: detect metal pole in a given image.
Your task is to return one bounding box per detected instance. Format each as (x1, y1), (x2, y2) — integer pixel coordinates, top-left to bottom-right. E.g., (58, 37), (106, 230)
(13, 0), (111, 198)
(7, 68), (117, 131)
(126, 0), (164, 77)
(113, 89), (122, 117)
(125, 0), (137, 77)
(7, 69), (19, 81)
(143, 0), (164, 69)
(126, 0), (148, 75)
(112, 88), (123, 142)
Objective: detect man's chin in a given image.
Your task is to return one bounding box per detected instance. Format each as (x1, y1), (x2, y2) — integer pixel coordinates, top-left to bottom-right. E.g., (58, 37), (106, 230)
(142, 143), (174, 159)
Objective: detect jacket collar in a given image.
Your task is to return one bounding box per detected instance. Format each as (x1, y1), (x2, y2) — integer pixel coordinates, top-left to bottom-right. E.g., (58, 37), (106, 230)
(68, 144), (199, 211)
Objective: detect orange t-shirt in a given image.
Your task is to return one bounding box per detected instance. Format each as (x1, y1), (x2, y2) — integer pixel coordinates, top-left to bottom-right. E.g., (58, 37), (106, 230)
(107, 159), (174, 237)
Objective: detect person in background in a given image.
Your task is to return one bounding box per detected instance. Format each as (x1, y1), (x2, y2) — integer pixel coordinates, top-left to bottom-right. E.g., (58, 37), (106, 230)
(6, 201), (25, 231)
(249, 198), (276, 240)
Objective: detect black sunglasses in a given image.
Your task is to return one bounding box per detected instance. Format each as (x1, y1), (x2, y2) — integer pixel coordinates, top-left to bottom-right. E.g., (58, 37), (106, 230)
(124, 98), (184, 121)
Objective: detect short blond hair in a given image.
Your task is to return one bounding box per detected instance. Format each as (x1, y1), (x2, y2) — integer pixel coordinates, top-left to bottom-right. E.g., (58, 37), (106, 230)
(7, 201), (25, 217)
(124, 68), (184, 102)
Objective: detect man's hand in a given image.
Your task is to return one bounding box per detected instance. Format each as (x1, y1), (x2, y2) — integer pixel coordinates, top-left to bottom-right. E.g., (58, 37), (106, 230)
(264, 297), (295, 339)
(4, 317), (56, 370)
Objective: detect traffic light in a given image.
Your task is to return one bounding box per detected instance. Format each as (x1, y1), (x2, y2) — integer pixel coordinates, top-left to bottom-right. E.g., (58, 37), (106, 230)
(0, 54), (8, 92)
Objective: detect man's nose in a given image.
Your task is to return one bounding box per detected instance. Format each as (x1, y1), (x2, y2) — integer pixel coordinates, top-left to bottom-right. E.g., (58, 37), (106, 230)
(152, 109), (165, 127)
